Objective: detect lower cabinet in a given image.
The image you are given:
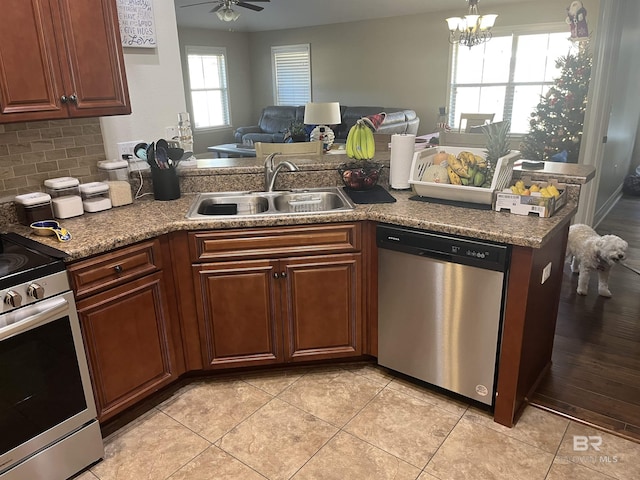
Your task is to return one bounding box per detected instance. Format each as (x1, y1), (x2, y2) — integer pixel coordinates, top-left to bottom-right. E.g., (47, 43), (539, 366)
(189, 224), (364, 369)
(69, 239), (181, 422)
(193, 253), (362, 368)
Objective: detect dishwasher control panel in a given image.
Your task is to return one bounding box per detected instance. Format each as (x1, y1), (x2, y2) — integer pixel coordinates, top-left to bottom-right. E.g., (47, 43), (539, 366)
(377, 224), (509, 271)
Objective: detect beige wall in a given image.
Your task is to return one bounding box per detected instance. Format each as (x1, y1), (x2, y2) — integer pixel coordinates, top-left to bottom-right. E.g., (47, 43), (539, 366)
(100, 0), (186, 161)
(245, 0), (600, 136)
(595, 0), (640, 219)
(177, 28), (253, 153)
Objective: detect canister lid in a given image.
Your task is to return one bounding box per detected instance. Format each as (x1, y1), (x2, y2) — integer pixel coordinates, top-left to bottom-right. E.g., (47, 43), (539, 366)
(98, 160), (129, 170)
(14, 192), (52, 206)
(44, 177), (80, 189)
(79, 182), (110, 194)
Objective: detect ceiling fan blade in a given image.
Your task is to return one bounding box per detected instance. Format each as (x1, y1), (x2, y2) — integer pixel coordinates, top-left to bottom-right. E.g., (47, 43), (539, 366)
(236, 2), (264, 12)
(210, 4), (223, 13)
(181, 1), (219, 8)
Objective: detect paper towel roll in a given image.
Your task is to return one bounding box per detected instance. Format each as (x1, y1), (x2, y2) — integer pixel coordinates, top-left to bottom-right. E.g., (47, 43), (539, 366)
(390, 134), (416, 189)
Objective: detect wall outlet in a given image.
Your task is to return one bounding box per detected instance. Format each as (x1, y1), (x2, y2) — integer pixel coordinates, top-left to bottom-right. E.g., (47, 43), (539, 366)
(541, 262), (552, 284)
(117, 140), (144, 161)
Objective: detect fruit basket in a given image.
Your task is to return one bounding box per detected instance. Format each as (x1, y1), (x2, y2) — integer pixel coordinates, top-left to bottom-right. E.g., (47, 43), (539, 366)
(409, 146), (521, 205)
(338, 161), (383, 191)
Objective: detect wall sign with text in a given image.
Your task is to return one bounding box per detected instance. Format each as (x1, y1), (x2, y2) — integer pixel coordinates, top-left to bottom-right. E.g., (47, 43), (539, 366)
(116, 0), (157, 48)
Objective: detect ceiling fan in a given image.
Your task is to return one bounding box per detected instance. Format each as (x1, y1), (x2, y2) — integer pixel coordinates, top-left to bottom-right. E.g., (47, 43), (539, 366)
(181, 0), (270, 22)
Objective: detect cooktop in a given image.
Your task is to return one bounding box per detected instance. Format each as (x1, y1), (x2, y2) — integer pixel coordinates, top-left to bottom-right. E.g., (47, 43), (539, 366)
(0, 233), (66, 290)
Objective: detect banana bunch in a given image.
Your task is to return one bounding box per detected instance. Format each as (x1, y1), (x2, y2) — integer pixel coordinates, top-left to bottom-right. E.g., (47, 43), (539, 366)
(446, 151), (490, 187)
(509, 180), (561, 198)
(346, 119), (375, 160)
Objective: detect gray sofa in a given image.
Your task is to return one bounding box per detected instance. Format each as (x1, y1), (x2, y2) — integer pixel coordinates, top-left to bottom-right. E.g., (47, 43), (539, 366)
(234, 105), (419, 144)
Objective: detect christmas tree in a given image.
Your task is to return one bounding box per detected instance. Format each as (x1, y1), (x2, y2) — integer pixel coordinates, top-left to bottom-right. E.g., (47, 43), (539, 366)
(520, 48), (592, 163)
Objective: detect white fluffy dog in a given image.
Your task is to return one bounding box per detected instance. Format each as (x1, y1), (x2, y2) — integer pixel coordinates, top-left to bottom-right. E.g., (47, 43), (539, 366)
(566, 224), (628, 297)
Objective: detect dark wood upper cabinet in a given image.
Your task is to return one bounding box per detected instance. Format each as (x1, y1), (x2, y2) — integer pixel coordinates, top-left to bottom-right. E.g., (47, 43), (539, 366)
(0, 0), (130, 123)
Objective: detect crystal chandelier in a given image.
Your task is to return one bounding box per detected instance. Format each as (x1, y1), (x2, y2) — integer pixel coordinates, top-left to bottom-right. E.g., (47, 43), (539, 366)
(446, 0), (498, 48)
(217, 2), (240, 22)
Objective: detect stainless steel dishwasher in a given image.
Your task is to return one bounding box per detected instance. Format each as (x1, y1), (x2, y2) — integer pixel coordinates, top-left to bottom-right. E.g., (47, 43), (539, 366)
(377, 224), (509, 407)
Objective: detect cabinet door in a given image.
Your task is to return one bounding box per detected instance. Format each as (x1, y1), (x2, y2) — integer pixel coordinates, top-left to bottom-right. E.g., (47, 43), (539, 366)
(0, 0), (67, 120)
(54, 0), (130, 116)
(282, 253), (363, 362)
(193, 259), (283, 368)
(77, 272), (178, 422)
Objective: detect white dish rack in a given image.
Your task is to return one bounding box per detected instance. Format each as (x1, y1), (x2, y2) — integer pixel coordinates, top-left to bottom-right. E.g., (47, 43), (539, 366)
(409, 146), (521, 205)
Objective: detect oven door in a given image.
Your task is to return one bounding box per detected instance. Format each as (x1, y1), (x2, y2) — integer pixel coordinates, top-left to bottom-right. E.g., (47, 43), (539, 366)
(0, 290), (98, 474)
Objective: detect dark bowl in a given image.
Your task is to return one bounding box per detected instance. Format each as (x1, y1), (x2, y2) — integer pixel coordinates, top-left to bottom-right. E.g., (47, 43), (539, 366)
(338, 161), (383, 191)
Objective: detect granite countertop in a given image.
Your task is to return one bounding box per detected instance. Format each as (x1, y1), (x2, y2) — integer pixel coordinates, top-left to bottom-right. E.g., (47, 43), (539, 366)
(2, 153), (592, 261)
(6, 189), (577, 261)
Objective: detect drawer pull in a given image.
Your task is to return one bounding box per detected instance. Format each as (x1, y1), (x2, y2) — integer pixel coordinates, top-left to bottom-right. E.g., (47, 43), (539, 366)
(114, 265), (123, 273)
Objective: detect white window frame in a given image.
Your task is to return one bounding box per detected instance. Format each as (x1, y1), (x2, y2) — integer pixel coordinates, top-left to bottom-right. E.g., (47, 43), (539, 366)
(447, 22), (579, 134)
(271, 44), (311, 106)
(185, 45), (231, 131)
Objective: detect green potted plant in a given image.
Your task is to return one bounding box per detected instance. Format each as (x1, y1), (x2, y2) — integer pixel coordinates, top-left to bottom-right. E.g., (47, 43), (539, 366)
(284, 121), (307, 142)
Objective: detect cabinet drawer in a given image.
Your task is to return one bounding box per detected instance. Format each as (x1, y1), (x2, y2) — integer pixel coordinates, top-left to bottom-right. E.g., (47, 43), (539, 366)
(68, 240), (162, 298)
(189, 223), (361, 262)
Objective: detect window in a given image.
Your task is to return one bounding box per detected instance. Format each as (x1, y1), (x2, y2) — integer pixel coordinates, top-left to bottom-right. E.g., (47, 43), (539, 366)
(449, 27), (579, 134)
(271, 44), (311, 105)
(186, 46), (230, 129)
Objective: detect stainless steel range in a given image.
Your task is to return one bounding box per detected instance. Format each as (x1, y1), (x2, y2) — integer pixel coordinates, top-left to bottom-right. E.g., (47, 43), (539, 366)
(0, 233), (103, 480)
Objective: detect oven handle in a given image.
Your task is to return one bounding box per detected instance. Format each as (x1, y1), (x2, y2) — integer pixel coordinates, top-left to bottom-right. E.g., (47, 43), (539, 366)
(0, 297), (69, 340)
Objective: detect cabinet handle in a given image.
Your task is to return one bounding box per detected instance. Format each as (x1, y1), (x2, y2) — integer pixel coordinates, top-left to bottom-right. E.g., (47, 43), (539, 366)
(281, 271), (287, 278)
(114, 265), (123, 273)
(273, 272), (279, 279)
(60, 95), (68, 103)
(69, 94), (78, 103)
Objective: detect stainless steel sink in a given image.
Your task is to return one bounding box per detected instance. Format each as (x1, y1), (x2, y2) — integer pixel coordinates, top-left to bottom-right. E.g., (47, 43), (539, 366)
(186, 187), (355, 219)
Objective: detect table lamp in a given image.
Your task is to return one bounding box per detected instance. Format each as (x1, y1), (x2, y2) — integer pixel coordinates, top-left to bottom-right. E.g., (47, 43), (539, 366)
(303, 102), (341, 151)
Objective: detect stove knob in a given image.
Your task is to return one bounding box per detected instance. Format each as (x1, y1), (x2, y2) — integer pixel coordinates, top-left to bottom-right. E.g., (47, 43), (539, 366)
(5, 290), (22, 308)
(27, 283), (45, 300)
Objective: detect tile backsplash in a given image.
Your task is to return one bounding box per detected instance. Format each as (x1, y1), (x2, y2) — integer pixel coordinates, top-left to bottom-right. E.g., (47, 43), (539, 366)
(0, 118), (107, 202)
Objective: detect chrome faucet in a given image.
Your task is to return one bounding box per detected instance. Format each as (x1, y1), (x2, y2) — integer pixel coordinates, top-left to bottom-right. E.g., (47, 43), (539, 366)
(264, 152), (299, 192)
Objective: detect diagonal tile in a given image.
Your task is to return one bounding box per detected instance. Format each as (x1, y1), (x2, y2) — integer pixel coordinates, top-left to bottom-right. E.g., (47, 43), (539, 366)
(463, 404), (569, 453)
(424, 416), (554, 480)
(90, 410), (209, 480)
(278, 368), (384, 426)
(340, 363), (396, 386)
(73, 471), (99, 480)
(557, 421), (640, 480)
(546, 456), (616, 480)
(219, 398), (338, 480)
(291, 431), (420, 480)
(386, 377), (469, 416)
(241, 369), (306, 395)
(169, 445), (267, 480)
(345, 388), (461, 468)
(158, 379), (272, 442)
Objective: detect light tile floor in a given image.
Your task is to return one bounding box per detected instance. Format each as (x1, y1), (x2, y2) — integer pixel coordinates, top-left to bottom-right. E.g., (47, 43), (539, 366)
(75, 364), (640, 480)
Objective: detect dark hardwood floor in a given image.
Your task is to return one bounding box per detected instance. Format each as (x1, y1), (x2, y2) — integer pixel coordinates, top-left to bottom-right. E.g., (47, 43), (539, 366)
(531, 194), (640, 443)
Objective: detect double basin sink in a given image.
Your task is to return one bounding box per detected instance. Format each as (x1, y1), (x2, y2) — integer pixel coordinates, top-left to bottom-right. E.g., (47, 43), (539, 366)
(186, 187), (356, 219)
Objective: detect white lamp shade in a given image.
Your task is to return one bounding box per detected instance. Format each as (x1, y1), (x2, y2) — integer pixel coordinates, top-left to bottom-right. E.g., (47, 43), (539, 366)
(446, 17), (461, 32)
(304, 102), (341, 125)
(480, 14), (498, 30)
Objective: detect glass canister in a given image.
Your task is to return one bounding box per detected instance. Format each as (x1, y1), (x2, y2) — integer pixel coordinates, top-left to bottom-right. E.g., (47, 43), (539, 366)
(14, 192), (54, 226)
(98, 159), (133, 206)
